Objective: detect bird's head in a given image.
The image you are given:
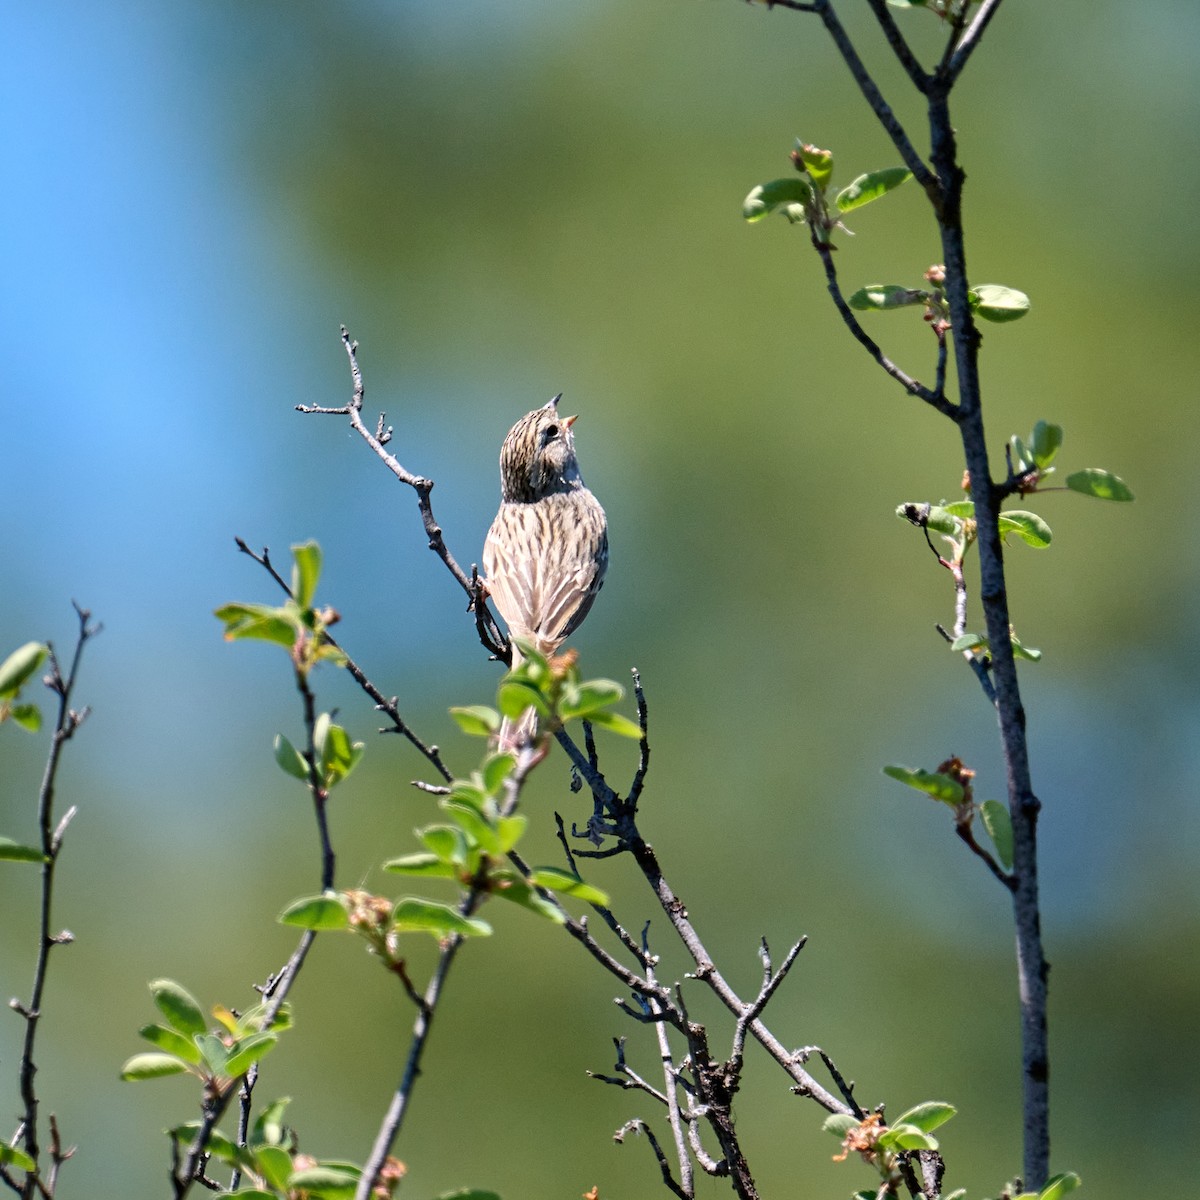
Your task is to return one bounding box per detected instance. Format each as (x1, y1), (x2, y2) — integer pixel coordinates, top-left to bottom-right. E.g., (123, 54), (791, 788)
(499, 394), (583, 501)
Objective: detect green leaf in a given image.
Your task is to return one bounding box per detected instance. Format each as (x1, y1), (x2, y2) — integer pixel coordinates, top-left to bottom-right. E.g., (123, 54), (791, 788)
(560, 678), (625, 720)
(1039, 1172), (1082, 1200)
(169, 1121), (244, 1166)
(223, 1190), (276, 1200)
(8, 704), (42, 732)
(0, 642), (47, 699)
(849, 284), (925, 311)
(254, 1143), (294, 1190)
(896, 503), (961, 536)
(0, 1141), (37, 1172)
(251, 1096), (292, 1149)
(821, 1113), (859, 1138)
(290, 541), (322, 610)
(1030, 421), (1063, 468)
(320, 721), (364, 787)
(434, 1192), (504, 1200)
(150, 979), (207, 1038)
(443, 799), (500, 855)
(392, 898), (492, 939)
(224, 1031), (280, 1078)
(1011, 634), (1042, 662)
(742, 177), (814, 222)
(882, 765), (964, 805)
(878, 1123), (938, 1151)
(279, 894), (350, 930)
(421, 824), (469, 864)
(481, 751), (516, 794)
(384, 853), (458, 878)
(494, 814), (528, 854)
(836, 166), (912, 212)
(497, 679), (548, 720)
(530, 867), (610, 906)
(451, 705), (504, 734)
(892, 1101), (957, 1133)
(1065, 468), (1134, 501)
(138, 1023), (203, 1064)
(942, 500), (975, 519)
(120, 1052), (190, 1081)
(968, 283), (1030, 322)
(795, 142), (834, 190)
(197, 1032), (230, 1076)
(287, 1165), (360, 1198)
(490, 874), (566, 923)
(998, 510), (1052, 548)
(980, 800), (1014, 870)
(583, 711), (644, 739)
(949, 633), (986, 653)
(1010, 434), (1033, 472)
(214, 602), (302, 647)
(0, 838), (46, 863)
(273, 733), (309, 781)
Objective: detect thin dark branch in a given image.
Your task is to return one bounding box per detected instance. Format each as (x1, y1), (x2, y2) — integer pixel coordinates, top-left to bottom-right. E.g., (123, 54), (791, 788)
(15, 605), (97, 1194)
(613, 1119), (689, 1200)
(234, 538), (454, 782)
(791, 1046), (863, 1118)
(809, 0), (935, 191)
(944, 0), (1006, 83)
(955, 819), (1015, 891)
(296, 327), (506, 658)
(811, 237), (957, 418)
(863, 0), (931, 91)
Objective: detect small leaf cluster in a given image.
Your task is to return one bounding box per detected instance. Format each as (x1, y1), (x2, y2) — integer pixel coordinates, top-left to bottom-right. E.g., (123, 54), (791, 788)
(274, 713), (364, 792)
(824, 1103), (1079, 1200)
(121, 979), (287, 1094)
(0, 640), (47, 732)
(451, 641), (641, 743)
(169, 1097), (404, 1199)
(214, 542), (346, 676)
(825, 1102), (955, 1186)
(743, 138), (912, 243)
(897, 421), (1132, 664)
(884, 758), (1013, 871)
(851, 273), (1031, 327)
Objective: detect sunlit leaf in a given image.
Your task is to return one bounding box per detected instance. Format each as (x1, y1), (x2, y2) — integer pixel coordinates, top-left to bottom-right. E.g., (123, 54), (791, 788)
(0, 642), (47, 699)
(274, 733), (309, 781)
(968, 283), (1030, 322)
(892, 1101), (957, 1133)
(150, 979), (207, 1038)
(1039, 1172), (1082, 1200)
(821, 1113), (859, 1138)
(530, 867), (610, 906)
(290, 541), (322, 610)
(0, 1141), (36, 1171)
(882, 765), (963, 805)
(583, 711), (643, 739)
(980, 800), (1014, 870)
(450, 706), (501, 737)
(1030, 421), (1063, 468)
(998, 510), (1052, 548)
(795, 142), (834, 190)
(138, 1024), (202, 1064)
(0, 838), (45, 863)
(120, 1052), (190, 1081)
(384, 853), (458, 878)
(8, 704), (42, 732)
(836, 166), (912, 212)
(742, 177), (814, 222)
(279, 894), (349, 930)
(849, 284), (925, 311)
(392, 898), (491, 939)
(224, 1032), (280, 1078)
(1065, 468), (1134, 501)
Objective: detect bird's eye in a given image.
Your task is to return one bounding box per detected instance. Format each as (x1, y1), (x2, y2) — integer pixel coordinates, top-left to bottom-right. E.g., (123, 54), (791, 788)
(542, 423), (560, 444)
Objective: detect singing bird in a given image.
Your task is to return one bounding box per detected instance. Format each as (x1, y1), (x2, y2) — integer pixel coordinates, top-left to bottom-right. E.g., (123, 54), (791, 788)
(483, 395), (608, 746)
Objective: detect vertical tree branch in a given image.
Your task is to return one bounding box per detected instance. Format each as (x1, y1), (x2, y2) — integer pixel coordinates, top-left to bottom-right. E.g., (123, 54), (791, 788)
(15, 605), (96, 1197)
(926, 83), (1049, 1188)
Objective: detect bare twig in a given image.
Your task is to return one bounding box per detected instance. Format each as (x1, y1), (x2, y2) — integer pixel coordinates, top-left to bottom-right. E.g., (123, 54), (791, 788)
(234, 538), (453, 782)
(13, 604), (97, 1197)
(296, 327), (506, 658)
